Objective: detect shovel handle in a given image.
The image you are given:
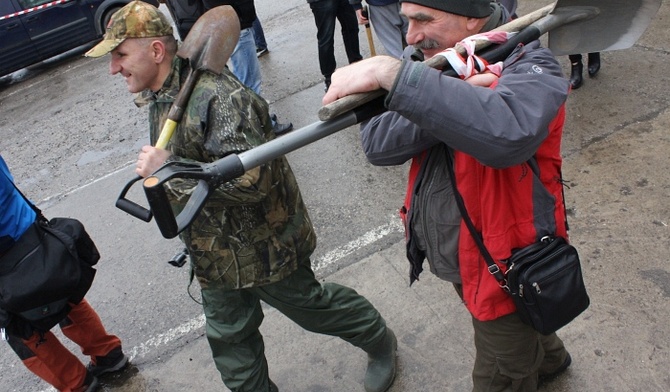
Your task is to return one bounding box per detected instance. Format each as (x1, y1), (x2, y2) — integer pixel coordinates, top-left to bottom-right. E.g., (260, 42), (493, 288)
(155, 119), (178, 150)
(115, 118), (176, 221)
(141, 155), (246, 238)
(115, 175), (153, 222)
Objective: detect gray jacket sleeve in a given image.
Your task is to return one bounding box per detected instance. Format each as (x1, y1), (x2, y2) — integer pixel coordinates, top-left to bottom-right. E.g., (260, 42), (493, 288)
(360, 41), (570, 169)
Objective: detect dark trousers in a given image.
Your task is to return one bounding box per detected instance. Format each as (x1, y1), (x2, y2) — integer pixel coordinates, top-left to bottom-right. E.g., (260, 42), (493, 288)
(453, 284), (569, 391)
(309, 0), (362, 79)
(471, 313), (568, 391)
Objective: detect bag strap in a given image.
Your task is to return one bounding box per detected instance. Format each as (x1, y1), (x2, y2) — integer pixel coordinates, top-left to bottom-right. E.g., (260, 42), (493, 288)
(444, 150), (509, 291)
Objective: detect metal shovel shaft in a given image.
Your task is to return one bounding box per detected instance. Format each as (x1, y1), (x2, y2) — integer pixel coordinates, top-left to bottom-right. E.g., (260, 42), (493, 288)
(143, 96), (387, 238)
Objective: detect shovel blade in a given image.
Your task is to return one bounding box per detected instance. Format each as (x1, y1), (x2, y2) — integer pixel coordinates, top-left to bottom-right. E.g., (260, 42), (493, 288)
(548, 0), (661, 55)
(177, 5), (240, 75)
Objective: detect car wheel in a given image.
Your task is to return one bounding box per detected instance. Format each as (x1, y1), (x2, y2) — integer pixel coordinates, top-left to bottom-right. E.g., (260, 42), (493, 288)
(101, 6), (122, 32)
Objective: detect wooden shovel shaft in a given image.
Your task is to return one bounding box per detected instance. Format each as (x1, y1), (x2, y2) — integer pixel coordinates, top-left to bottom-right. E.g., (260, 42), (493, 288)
(318, 4), (553, 121)
(154, 5), (240, 150)
(366, 26), (376, 57)
(362, 5), (376, 56)
(155, 70), (201, 149)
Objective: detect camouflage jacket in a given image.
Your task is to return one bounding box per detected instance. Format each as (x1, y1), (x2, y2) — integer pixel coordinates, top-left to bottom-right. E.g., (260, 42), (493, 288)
(136, 57), (316, 289)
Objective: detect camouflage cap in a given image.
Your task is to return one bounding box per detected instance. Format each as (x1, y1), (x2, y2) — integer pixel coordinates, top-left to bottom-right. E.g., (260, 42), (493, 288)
(85, 1), (173, 58)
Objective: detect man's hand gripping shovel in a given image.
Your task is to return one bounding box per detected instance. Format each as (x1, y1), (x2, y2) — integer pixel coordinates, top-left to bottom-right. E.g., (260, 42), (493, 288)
(135, 0), (661, 239)
(115, 6), (240, 223)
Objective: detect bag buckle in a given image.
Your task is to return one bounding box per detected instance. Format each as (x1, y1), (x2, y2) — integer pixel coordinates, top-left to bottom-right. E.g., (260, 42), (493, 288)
(488, 263), (511, 292)
(488, 263), (509, 289)
(488, 263), (500, 275)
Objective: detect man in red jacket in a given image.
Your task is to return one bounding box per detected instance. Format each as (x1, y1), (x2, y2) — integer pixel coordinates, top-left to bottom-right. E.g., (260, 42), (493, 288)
(324, 1), (573, 390)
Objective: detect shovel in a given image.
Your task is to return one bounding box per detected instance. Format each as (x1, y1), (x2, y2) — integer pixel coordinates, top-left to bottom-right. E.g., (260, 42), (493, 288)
(115, 5), (240, 222)
(140, 0), (661, 239)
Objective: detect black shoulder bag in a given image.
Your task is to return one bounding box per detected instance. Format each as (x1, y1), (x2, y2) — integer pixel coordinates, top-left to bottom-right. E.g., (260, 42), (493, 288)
(0, 175), (99, 338)
(445, 152), (589, 335)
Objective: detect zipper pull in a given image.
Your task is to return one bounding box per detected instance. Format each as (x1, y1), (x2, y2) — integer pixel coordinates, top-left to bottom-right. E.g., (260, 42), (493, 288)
(532, 282), (541, 294)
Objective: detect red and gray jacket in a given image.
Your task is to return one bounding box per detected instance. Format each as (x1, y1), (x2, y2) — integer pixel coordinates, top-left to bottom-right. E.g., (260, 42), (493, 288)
(360, 41), (571, 321)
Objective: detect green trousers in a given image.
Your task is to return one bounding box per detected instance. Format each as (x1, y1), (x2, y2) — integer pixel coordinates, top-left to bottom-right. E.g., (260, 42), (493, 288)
(200, 258), (387, 392)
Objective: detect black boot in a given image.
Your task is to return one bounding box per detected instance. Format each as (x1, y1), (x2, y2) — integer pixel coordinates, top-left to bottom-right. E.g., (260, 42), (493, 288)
(587, 52), (601, 76)
(269, 379), (278, 392)
(270, 113), (293, 135)
(569, 59), (583, 90)
(363, 328), (397, 392)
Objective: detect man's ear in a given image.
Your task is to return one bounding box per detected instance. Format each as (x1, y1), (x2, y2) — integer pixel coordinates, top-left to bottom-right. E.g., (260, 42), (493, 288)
(150, 39), (167, 63)
(465, 17), (485, 33)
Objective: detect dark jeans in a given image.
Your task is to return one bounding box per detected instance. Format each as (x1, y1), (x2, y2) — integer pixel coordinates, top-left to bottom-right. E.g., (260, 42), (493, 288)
(309, 0), (362, 79)
(252, 18), (267, 50)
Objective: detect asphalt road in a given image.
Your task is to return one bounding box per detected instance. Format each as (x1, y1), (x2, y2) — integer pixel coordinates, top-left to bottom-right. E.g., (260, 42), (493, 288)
(0, 0), (668, 391)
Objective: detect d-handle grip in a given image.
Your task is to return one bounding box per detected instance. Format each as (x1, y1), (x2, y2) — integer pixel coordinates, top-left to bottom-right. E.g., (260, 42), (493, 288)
(142, 155), (246, 238)
(115, 175), (153, 222)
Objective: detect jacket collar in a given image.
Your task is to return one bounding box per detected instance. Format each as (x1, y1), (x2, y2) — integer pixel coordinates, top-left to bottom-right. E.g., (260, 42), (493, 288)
(134, 55), (185, 107)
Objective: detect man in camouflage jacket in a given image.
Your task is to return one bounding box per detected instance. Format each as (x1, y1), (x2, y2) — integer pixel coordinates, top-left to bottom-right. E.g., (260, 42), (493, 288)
(86, 2), (397, 392)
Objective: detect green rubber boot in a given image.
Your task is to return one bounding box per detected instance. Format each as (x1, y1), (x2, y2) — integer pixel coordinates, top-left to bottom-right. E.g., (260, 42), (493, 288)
(364, 327), (397, 392)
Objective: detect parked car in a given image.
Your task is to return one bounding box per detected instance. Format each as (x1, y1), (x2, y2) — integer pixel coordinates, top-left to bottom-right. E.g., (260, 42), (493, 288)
(0, 0), (159, 78)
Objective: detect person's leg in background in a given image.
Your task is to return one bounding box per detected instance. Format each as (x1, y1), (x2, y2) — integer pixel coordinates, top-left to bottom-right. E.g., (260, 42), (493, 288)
(310, 0), (338, 91)
(5, 299), (125, 391)
(229, 27), (292, 135)
(587, 52), (601, 77)
(368, 3), (407, 58)
(252, 18), (269, 57)
(568, 54), (583, 89)
(335, 0), (362, 65)
(230, 27), (263, 95)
